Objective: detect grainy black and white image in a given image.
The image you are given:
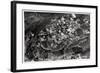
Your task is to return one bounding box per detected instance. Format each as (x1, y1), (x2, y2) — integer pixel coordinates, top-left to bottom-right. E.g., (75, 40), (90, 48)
(24, 11), (90, 62)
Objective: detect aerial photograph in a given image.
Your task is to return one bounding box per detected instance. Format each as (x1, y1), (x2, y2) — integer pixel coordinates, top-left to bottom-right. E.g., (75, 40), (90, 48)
(24, 11), (90, 62)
